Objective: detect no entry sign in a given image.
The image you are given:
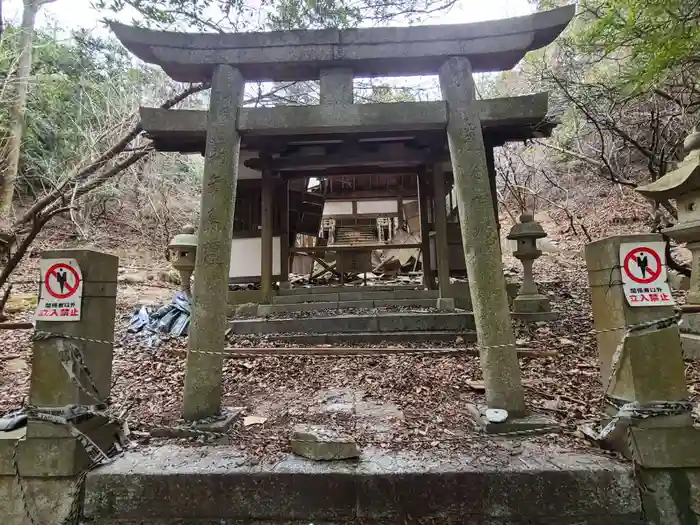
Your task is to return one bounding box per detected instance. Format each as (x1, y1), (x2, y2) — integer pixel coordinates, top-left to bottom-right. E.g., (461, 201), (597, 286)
(35, 258), (84, 321)
(619, 242), (674, 307)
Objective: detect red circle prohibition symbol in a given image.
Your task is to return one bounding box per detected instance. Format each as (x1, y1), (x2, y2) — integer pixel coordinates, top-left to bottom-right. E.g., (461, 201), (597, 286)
(623, 247), (662, 284)
(44, 263), (81, 299)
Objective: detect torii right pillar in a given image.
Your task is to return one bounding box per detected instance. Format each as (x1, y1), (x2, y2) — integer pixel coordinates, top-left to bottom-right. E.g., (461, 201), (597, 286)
(439, 57), (526, 418)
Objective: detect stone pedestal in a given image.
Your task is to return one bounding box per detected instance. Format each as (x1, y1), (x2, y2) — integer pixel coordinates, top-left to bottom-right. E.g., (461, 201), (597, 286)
(439, 56), (525, 416)
(183, 65), (244, 421)
(1, 249), (119, 525)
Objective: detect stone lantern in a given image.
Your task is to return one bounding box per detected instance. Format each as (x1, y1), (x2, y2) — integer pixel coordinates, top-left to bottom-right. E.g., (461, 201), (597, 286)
(637, 128), (700, 357)
(507, 213), (556, 320)
(169, 225), (198, 297)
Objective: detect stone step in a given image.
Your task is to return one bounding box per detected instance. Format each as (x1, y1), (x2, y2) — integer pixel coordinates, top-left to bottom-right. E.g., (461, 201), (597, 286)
(84, 446), (641, 524)
(260, 298), (449, 315)
(229, 312), (475, 334)
(278, 285), (422, 296)
(275, 288), (437, 303)
(240, 330), (476, 345)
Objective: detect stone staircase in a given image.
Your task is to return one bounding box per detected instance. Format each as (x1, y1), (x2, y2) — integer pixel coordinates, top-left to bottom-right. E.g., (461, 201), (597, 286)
(230, 286), (475, 345)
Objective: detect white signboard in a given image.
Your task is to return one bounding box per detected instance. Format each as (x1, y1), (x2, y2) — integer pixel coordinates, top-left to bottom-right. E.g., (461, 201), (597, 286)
(619, 241), (675, 307)
(35, 258), (83, 321)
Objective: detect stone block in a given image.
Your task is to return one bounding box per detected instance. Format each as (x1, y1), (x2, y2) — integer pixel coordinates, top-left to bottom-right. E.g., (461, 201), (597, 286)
(639, 468), (700, 525)
(268, 330), (477, 345)
(436, 297), (455, 310)
(339, 300), (375, 309)
(393, 289), (439, 299)
(274, 293), (338, 304)
(681, 333), (700, 360)
(232, 302), (259, 317)
(84, 447), (358, 521)
(512, 311), (560, 322)
(336, 291), (366, 301)
(0, 437), (89, 477)
(373, 298), (437, 308)
(84, 444), (641, 524)
(290, 425), (360, 461)
(513, 294), (550, 313)
(356, 461), (638, 523)
(260, 301), (337, 315)
(629, 427), (700, 468)
(227, 289), (268, 305)
(377, 312), (474, 332)
(230, 314), (379, 334)
(465, 404), (561, 436)
(0, 475), (79, 525)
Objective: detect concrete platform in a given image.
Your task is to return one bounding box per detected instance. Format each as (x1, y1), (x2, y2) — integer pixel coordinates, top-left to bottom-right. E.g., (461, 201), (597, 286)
(229, 312), (475, 334)
(236, 330), (477, 345)
(259, 297), (451, 315)
(83, 444), (643, 524)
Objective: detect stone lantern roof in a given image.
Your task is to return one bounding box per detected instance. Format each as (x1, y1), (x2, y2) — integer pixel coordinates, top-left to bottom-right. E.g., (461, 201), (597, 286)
(507, 213), (546, 240)
(636, 128), (700, 201)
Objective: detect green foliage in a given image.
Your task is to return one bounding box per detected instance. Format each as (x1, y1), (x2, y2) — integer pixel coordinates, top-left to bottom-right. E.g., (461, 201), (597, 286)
(0, 24), (145, 194)
(577, 0), (700, 89)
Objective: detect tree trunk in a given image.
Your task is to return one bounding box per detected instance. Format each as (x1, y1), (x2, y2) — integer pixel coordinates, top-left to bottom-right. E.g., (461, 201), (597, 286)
(0, 0), (46, 228)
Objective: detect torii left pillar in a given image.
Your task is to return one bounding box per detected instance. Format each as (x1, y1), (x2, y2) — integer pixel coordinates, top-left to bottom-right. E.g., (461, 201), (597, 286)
(183, 65), (244, 420)
(439, 57), (525, 416)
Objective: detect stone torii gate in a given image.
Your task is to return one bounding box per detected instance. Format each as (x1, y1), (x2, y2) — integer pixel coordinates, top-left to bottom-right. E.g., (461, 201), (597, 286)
(110, 5), (575, 420)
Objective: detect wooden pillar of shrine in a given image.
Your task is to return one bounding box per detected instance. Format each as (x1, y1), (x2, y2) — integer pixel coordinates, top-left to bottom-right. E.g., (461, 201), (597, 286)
(417, 170), (435, 289)
(280, 178), (290, 288)
(432, 162), (451, 297)
(261, 168), (274, 303)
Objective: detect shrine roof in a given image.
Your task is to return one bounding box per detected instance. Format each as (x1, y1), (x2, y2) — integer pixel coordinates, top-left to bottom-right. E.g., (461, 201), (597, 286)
(110, 6), (574, 83)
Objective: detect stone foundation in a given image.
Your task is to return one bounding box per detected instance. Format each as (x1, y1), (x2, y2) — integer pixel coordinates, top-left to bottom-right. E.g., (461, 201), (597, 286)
(84, 445), (643, 525)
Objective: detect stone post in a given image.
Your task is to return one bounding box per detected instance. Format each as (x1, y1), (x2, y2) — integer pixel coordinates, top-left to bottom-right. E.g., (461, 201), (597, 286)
(183, 65), (244, 421)
(585, 234), (700, 524)
(432, 162), (451, 298)
(585, 234), (686, 407)
(260, 168), (275, 303)
(279, 178), (290, 289)
(0, 249), (119, 524)
(320, 68), (353, 105)
(507, 214), (557, 321)
(417, 170), (436, 290)
(439, 57), (525, 415)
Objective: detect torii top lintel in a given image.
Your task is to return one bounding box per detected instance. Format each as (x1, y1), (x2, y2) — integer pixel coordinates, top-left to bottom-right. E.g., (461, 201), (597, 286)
(109, 5), (574, 83)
